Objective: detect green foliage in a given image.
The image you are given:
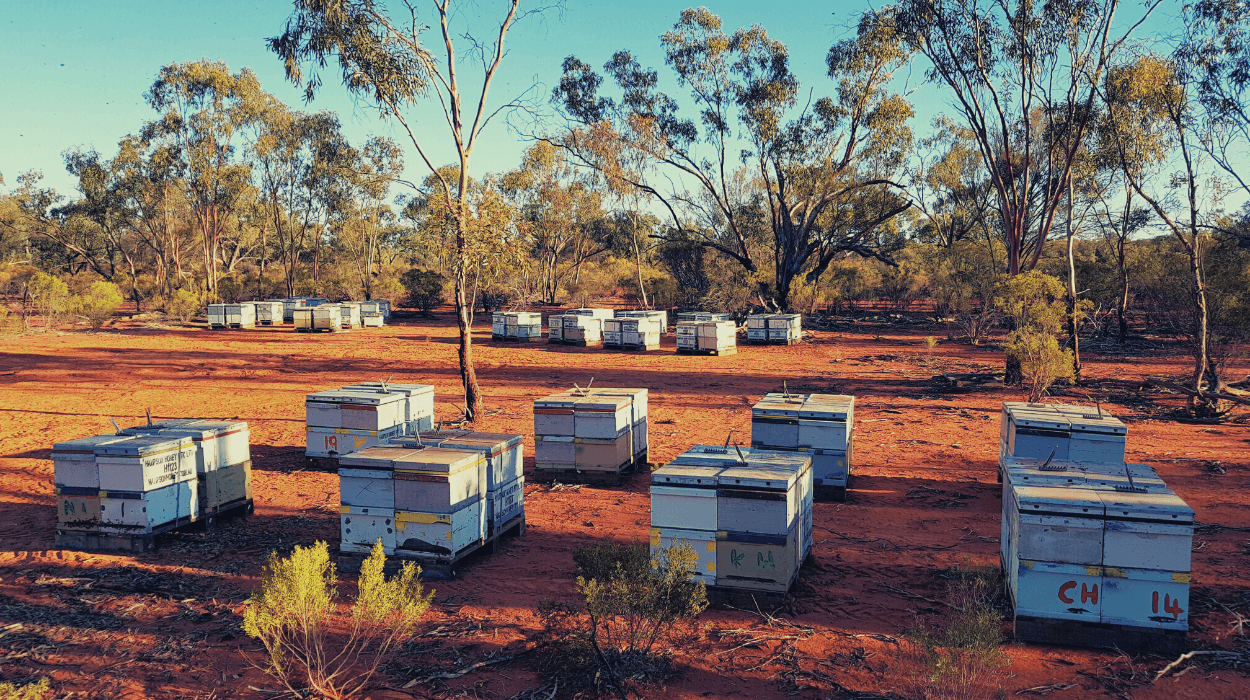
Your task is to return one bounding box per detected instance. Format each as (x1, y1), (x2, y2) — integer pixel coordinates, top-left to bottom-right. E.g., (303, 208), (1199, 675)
(242, 540), (433, 700)
(71, 281), (124, 330)
(26, 272), (70, 329)
(165, 288), (202, 324)
(0, 677), (49, 700)
(898, 563), (1008, 700)
(1004, 332), (1075, 402)
(994, 271), (1082, 398)
(400, 268), (446, 315)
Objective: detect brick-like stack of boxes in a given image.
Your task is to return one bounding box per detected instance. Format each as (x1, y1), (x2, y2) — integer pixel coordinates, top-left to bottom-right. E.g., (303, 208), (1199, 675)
(305, 383), (434, 462)
(605, 316), (662, 350)
(338, 302), (362, 329)
(337, 430), (524, 557)
(751, 393), (854, 501)
(746, 314), (801, 344)
(676, 319), (736, 355)
(650, 445), (812, 594)
(555, 308), (613, 347)
(615, 310), (668, 335)
(491, 312), (543, 342)
(52, 419), (252, 550)
(254, 301), (284, 326)
(534, 388), (648, 479)
(294, 305), (342, 332)
(359, 301), (387, 327)
(999, 402), (1194, 651)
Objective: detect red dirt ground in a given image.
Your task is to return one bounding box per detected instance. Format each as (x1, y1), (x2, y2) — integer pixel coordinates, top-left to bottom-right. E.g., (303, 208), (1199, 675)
(0, 310), (1247, 700)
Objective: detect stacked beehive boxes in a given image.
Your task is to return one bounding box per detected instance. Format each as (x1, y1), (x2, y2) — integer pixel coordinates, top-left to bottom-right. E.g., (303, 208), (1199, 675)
(207, 303), (228, 329)
(604, 317), (662, 350)
(337, 445), (487, 556)
(305, 383), (434, 463)
(746, 314), (801, 344)
(394, 430), (525, 536)
(52, 431), (202, 550)
(338, 302), (362, 329)
(616, 310), (669, 335)
(553, 309), (612, 346)
(677, 311), (731, 323)
(294, 305), (343, 332)
(491, 312), (543, 342)
(533, 387), (648, 480)
(254, 301), (285, 325)
(225, 303), (257, 328)
(122, 419), (254, 524)
(751, 393), (854, 501)
(650, 445), (812, 593)
(282, 298), (308, 322)
(359, 301), (387, 327)
(676, 320), (736, 355)
(998, 403), (1193, 651)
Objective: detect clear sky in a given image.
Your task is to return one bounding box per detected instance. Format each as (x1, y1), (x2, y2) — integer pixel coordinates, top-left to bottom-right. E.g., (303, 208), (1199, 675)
(1, 0), (883, 199)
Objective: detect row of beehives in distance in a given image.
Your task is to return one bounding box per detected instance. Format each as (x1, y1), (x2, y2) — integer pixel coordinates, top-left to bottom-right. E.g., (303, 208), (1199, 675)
(494, 309), (801, 350)
(207, 298), (391, 331)
(304, 381), (435, 463)
(336, 430), (525, 561)
(533, 387), (648, 482)
(651, 445), (814, 595)
(52, 419), (253, 551)
(998, 402), (1193, 652)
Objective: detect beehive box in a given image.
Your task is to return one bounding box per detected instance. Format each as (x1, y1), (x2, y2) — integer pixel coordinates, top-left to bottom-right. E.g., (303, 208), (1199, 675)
(619, 317), (662, 350)
(207, 303), (228, 328)
(675, 321), (699, 351)
(95, 435), (197, 493)
(533, 388), (648, 480)
(560, 315), (603, 347)
(752, 392), (854, 500)
(546, 314), (565, 343)
(766, 314), (802, 344)
(282, 298), (309, 321)
(677, 311), (731, 323)
(307, 389), (410, 432)
(224, 303), (257, 329)
(999, 402), (1127, 466)
(403, 430), (524, 491)
(1001, 457), (1193, 651)
(359, 300), (387, 317)
(123, 419), (253, 515)
(496, 312), (542, 342)
(99, 479), (199, 535)
(677, 320), (736, 355)
(293, 306), (343, 332)
(307, 424), (405, 459)
(255, 301), (284, 325)
(616, 310), (668, 335)
(339, 302), (362, 329)
(651, 445), (812, 594)
(362, 313), (385, 327)
(52, 434), (135, 490)
(340, 382), (436, 434)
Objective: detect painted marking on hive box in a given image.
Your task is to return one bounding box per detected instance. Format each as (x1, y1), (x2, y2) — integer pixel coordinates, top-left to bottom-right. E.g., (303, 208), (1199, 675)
(1152, 591), (1184, 620)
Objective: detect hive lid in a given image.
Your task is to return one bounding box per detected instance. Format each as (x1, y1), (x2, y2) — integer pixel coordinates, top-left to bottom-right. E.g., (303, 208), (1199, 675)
(574, 395), (632, 412)
(450, 431), (524, 449)
(753, 395), (804, 416)
(1012, 485), (1106, 517)
(409, 430), (472, 446)
(339, 446), (423, 468)
(306, 389), (406, 406)
(1082, 470), (1169, 493)
(121, 419), (202, 434)
(535, 393), (581, 409)
(651, 463), (725, 486)
(52, 434), (135, 454)
(1064, 410), (1127, 435)
(185, 419), (249, 434)
(393, 447), (483, 473)
(1009, 406), (1070, 431)
(342, 382), (435, 397)
(1003, 458), (1089, 486)
(1098, 489), (1193, 523)
(717, 463), (799, 491)
(94, 434), (192, 456)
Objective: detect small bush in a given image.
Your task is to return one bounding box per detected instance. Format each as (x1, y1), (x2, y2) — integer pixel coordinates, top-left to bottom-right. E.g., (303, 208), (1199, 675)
(897, 563), (1008, 700)
(0, 677), (50, 700)
(400, 268), (446, 315)
(26, 272), (70, 329)
(1005, 331), (1075, 402)
(72, 281), (124, 330)
(165, 288), (201, 324)
(535, 541), (708, 697)
(242, 540), (433, 700)
(478, 282), (512, 313)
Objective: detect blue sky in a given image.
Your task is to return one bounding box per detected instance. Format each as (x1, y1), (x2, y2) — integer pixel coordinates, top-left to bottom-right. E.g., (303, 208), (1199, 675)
(2, 1), (881, 198)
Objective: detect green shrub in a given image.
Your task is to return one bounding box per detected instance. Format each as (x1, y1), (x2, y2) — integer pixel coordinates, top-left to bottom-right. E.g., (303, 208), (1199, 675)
(400, 268), (446, 315)
(1004, 331), (1075, 402)
(72, 281), (124, 330)
(0, 677), (50, 700)
(26, 272), (70, 329)
(165, 288), (202, 324)
(897, 563), (1008, 700)
(242, 540), (433, 700)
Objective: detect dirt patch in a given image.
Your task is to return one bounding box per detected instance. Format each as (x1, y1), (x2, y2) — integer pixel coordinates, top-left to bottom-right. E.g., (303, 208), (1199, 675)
(1, 316), (1247, 698)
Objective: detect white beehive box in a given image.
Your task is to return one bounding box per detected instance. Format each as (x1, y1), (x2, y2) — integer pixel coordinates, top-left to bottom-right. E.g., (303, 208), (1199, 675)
(561, 315), (603, 344)
(394, 503), (485, 555)
(651, 527), (717, 585)
(534, 387), (648, 471)
(255, 301), (284, 325)
(502, 312), (543, 341)
(619, 317), (662, 349)
(306, 424), (405, 458)
(603, 318), (623, 346)
(567, 307), (614, 321)
(306, 389), (408, 431)
(338, 446), (421, 510)
(282, 298), (308, 322)
(393, 448), (486, 515)
(675, 321), (699, 350)
(339, 303), (362, 328)
(534, 435), (575, 468)
(95, 436), (196, 493)
(617, 309), (668, 335)
(340, 382), (436, 433)
(313, 305), (343, 331)
(486, 476), (525, 533)
(766, 313), (802, 342)
(650, 463), (723, 531)
(1002, 403), (1072, 460)
(362, 313), (384, 327)
(99, 479), (199, 534)
(224, 302), (257, 328)
(207, 303), (228, 328)
(678, 311), (731, 322)
(697, 320), (736, 352)
(547, 314), (565, 342)
(746, 314), (770, 341)
(52, 434), (134, 489)
(492, 311), (507, 338)
(340, 505), (397, 554)
(410, 431), (525, 491)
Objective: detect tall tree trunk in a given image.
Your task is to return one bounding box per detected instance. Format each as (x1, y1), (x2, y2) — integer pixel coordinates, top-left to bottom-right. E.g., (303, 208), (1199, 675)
(1116, 192), (1132, 344)
(630, 211), (649, 308)
(1064, 185), (1081, 382)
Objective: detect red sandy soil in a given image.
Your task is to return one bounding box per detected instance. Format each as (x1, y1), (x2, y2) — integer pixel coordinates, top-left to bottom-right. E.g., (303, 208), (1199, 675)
(1, 310), (1247, 700)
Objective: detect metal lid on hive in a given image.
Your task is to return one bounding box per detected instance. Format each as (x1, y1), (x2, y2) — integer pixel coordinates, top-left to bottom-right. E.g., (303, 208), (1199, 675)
(93, 434), (192, 456)
(339, 446), (424, 469)
(1012, 485), (1107, 518)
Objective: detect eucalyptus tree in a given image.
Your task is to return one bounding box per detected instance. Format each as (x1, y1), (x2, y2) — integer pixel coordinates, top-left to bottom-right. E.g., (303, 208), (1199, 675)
(270, 0), (543, 420)
(111, 135), (190, 299)
(59, 148), (147, 305)
(551, 8), (915, 311)
(888, 0), (1162, 276)
(334, 136), (404, 300)
(143, 60), (275, 297)
(1099, 55), (1224, 415)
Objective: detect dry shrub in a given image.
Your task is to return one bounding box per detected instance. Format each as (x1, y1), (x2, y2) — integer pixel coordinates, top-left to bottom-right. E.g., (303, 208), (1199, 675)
(242, 540), (433, 699)
(895, 564), (1008, 700)
(0, 677), (49, 700)
(1005, 331), (1075, 402)
(165, 288), (202, 323)
(72, 280), (124, 330)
